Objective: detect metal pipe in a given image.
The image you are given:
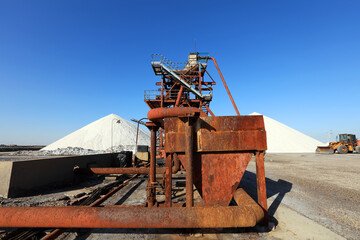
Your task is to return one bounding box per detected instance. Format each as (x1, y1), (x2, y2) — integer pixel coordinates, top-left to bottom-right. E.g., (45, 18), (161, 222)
(75, 167), (179, 175)
(148, 127), (157, 206)
(147, 107), (206, 122)
(131, 117), (148, 167)
(0, 206), (260, 228)
(75, 156), (180, 175)
(185, 119), (194, 207)
(208, 57), (240, 116)
(165, 154), (172, 206)
(75, 167), (150, 174)
(233, 188), (265, 223)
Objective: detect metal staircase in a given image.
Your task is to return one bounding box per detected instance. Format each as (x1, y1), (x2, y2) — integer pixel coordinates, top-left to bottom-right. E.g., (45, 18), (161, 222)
(151, 54), (211, 100)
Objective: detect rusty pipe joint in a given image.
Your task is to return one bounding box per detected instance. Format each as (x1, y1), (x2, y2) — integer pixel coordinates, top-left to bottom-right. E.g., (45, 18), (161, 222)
(147, 107), (207, 122)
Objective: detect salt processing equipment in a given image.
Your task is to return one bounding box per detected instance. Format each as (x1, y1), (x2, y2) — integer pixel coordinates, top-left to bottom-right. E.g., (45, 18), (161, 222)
(0, 53), (268, 236)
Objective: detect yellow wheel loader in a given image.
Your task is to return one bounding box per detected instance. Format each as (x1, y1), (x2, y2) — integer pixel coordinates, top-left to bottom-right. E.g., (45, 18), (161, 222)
(316, 134), (360, 154)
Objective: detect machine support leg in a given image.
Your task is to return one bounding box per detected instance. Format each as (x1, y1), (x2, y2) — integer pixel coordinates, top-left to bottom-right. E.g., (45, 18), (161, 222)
(165, 154), (172, 206)
(255, 151), (268, 223)
(185, 119), (194, 207)
(148, 127), (157, 207)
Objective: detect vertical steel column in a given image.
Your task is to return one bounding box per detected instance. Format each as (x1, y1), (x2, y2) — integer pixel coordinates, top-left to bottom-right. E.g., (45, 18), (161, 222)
(159, 128), (163, 148)
(148, 126), (158, 207)
(185, 118), (194, 207)
(165, 153), (172, 206)
(161, 76), (164, 108)
(255, 151), (268, 223)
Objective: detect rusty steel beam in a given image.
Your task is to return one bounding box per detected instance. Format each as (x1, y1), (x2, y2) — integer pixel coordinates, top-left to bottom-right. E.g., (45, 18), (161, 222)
(165, 154), (172, 206)
(208, 57), (240, 116)
(0, 206), (263, 229)
(185, 119), (194, 207)
(255, 151), (268, 223)
(148, 126), (158, 207)
(203, 104), (215, 117)
(175, 86), (184, 107)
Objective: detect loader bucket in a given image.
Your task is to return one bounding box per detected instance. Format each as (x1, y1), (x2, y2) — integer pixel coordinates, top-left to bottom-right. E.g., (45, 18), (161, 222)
(316, 146), (334, 154)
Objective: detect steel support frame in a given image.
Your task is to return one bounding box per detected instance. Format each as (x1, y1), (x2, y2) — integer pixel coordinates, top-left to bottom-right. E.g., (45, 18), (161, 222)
(255, 151), (268, 222)
(147, 124), (158, 207)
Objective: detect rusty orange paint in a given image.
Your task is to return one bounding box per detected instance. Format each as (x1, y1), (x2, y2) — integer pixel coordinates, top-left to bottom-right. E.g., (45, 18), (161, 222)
(164, 115), (267, 207)
(0, 206), (263, 229)
(147, 107), (207, 122)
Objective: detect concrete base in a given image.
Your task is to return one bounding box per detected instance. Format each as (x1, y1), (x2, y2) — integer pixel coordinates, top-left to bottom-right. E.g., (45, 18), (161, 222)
(0, 153), (126, 198)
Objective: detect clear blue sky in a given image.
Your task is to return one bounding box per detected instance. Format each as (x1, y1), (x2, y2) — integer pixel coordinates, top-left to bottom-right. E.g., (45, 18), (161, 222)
(1, 0), (359, 145)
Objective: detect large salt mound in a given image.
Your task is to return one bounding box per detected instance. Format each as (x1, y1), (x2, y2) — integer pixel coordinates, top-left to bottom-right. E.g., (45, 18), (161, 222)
(42, 114), (150, 151)
(250, 112), (325, 153)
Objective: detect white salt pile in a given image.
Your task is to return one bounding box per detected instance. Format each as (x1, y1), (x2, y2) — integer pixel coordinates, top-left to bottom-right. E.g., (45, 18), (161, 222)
(42, 114), (150, 152)
(250, 112), (325, 153)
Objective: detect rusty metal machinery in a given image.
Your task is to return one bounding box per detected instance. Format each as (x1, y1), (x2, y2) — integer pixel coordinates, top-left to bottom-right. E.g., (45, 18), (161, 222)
(0, 53), (268, 235)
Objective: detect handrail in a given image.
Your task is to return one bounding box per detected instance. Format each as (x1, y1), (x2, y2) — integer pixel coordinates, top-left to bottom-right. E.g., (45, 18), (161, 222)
(151, 54), (186, 71)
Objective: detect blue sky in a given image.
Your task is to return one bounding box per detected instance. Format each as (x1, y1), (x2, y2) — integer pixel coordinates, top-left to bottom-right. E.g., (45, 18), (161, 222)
(0, 0), (359, 145)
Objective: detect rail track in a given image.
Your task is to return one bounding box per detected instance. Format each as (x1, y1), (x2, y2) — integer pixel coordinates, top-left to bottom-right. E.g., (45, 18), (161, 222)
(1, 174), (139, 240)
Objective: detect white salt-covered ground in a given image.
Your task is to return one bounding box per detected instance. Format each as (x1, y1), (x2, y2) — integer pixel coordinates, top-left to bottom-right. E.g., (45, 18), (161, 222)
(42, 114), (150, 151)
(10, 146), (137, 156)
(250, 112), (326, 153)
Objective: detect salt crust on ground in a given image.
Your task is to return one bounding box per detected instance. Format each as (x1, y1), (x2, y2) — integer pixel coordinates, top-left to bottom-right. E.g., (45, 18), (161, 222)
(10, 146), (136, 156)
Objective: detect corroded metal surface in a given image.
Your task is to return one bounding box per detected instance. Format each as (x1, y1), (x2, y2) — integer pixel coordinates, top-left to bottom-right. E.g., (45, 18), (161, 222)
(177, 152), (252, 206)
(0, 206), (263, 228)
(255, 151), (268, 220)
(147, 107), (206, 122)
(233, 188), (265, 223)
(164, 115), (267, 206)
(165, 116), (267, 153)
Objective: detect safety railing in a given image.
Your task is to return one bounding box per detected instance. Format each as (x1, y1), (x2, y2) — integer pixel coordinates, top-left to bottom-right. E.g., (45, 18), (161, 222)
(151, 54), (187, 71)
(144, 90), (160, 100)
(145, 89), (187, 100)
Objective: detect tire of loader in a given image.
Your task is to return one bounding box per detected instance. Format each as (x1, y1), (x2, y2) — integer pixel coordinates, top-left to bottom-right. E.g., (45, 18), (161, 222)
(337, 145), (348, 154)
(356, 145), (360, 154)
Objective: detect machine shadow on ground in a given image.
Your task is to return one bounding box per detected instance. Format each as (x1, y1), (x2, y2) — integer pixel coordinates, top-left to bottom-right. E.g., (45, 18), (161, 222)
(238, 170), (293, 227)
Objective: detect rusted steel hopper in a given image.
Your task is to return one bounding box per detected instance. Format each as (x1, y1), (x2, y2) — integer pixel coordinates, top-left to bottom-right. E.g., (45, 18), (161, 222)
(164, 115), (267, 206)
